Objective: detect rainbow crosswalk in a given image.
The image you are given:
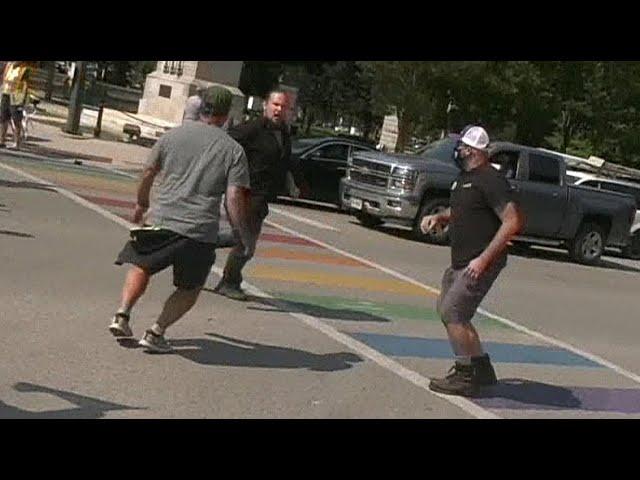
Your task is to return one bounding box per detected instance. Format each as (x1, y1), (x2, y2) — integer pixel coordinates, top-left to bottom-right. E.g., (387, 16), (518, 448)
(6, 153), (640, 418)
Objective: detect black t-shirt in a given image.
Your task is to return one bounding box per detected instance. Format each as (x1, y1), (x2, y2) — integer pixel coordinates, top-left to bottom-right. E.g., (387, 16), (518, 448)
(449, 164), (514, 269)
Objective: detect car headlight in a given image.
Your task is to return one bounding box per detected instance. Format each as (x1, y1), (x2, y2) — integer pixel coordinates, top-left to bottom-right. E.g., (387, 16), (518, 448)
(391, 166), (417, 190)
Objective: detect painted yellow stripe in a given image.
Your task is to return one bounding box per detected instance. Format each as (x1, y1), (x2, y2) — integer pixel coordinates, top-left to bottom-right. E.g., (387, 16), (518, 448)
(256, 247), (370, 268)
(247, 265), (437, 297)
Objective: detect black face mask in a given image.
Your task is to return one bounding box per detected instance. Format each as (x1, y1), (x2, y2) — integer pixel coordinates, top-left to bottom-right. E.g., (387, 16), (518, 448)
(453, 142), (470, 170)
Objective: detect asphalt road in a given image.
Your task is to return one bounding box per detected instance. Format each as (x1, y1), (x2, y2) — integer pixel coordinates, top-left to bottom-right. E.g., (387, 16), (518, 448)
(2, 150), (639, 418)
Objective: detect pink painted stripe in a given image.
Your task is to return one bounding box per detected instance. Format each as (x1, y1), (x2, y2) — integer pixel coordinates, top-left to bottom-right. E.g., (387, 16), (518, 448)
(259, 232), (324, 248)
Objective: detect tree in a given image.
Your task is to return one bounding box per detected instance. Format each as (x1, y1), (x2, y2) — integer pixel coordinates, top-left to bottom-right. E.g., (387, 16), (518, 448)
(239, 61), (284, 98)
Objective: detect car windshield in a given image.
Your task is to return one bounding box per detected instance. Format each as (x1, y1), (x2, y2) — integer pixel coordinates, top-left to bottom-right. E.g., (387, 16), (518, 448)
(415, 137), (458, 162)
(292, 138), (324, 154)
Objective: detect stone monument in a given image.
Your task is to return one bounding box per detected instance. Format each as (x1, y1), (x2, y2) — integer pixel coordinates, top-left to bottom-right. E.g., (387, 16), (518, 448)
(138, 61), (245, 125)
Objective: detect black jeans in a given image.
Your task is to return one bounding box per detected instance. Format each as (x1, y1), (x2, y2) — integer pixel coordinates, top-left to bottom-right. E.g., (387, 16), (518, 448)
(221, 195), (269, 287)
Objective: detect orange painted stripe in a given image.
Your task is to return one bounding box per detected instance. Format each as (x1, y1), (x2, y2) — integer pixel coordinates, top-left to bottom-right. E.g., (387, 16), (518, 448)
(256, 247), (371, 268)
(247, 265), (437, 298)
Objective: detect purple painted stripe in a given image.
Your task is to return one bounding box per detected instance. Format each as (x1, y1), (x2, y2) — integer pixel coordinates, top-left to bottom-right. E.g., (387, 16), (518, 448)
(473, 380), (640, 414)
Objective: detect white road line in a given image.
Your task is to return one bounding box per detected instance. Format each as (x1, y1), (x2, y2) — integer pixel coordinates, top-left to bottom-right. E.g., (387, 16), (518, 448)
(211, 265), (499, 419)
(0, 160), (498, 419)
(269, 206), (340, 232)
(264, 218), (640, 387)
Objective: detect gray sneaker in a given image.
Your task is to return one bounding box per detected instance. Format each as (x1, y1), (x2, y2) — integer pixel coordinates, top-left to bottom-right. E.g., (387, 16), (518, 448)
(109, 313), (133, 337)
(139, 329), (173, 353)
(214, 281), (249, 302)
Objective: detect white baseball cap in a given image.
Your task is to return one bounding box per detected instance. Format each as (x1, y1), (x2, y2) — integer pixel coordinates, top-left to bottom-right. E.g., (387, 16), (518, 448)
(460, 126), (490, 150)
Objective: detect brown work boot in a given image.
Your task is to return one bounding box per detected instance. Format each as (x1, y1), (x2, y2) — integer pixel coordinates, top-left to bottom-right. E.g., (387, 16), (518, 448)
(429, 355), (497, 397)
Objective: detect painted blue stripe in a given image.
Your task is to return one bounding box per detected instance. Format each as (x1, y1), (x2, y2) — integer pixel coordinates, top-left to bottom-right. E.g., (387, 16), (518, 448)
(348, 332), (603, 368)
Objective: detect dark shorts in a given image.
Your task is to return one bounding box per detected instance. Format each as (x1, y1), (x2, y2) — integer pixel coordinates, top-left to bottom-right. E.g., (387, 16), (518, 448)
(0, 94), (23, 123)
(115, 229), (216, 289)
(436, 260), (505, 324)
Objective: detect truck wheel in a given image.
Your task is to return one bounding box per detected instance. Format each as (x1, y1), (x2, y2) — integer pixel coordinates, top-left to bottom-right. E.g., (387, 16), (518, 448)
(569, 222), (605, 265)
(356, 212), (382, 228)
(413, 198), (450, 245)
(622, 231), (640, 260)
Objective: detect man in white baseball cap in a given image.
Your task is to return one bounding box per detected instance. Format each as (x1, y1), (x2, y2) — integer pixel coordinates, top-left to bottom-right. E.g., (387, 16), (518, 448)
(420, 125), (524, 396)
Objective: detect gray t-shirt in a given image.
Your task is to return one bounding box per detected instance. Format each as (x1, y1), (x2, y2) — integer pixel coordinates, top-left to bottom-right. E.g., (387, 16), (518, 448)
(146, 121), (250, 244)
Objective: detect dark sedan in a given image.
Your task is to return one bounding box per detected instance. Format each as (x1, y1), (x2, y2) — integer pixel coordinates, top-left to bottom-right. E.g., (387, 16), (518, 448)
(282, 137), (376, 205)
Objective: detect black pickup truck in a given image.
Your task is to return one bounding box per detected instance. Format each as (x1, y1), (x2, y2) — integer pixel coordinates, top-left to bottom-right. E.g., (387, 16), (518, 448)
(339, 137), (637, 265)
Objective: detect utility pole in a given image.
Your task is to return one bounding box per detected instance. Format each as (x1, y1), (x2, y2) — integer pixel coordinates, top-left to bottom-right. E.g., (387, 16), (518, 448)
(64, 61), (86, 135)
(45, 61), (56, 101)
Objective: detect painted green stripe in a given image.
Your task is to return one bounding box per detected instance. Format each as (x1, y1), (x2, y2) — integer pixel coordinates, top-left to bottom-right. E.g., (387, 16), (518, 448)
(271, 292), (509, 329)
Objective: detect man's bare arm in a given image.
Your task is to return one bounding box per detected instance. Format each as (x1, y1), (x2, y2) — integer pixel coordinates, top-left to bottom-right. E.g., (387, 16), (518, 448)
(477, 202), (524, 267)
(225, 185), (256, 258)
(133, 164), (160, 224)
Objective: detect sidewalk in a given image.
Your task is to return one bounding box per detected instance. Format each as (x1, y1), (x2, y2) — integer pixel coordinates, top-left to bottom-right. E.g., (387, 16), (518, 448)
(15, 99), (167, 171)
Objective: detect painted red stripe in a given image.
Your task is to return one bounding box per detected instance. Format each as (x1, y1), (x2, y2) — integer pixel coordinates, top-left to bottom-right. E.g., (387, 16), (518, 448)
(81, 196), (315, 248)
(259, 232), (323, 248)
(81, 194), (136, 209)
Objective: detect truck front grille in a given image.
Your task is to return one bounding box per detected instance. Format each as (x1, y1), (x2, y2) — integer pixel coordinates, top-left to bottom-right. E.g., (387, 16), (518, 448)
(351, 158), (392, 175)
(351, 170), (388, 188)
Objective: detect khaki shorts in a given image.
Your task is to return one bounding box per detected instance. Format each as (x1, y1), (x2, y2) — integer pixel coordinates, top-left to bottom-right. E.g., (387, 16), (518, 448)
(436, 260), (504, 325)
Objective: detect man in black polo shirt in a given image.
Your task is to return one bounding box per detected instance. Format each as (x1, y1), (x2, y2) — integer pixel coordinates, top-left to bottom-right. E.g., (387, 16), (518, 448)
(214, 89), (309, 301)
(421, 126), (524, 396)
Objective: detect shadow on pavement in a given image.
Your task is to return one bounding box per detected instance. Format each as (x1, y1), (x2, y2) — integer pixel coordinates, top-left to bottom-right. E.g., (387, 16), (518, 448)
(22, 136), (52, 143)
(172, 333), (363, 372)
(117, 338), (142, 349)
(472, 379), (582, 410)
(246, 296), (391, 323)
(0, 382), (144, 419)
(0, 179), (56, 192)
(0, 229), (34, 238)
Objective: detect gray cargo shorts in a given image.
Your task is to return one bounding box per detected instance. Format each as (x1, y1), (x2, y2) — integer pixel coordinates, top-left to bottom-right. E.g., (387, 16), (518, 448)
(436, 259), (505, 325)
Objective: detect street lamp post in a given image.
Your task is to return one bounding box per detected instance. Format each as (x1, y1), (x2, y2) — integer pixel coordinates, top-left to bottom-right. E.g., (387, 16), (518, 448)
(64, 61), (87, 135)
(45, 61), (56, 101)
(446, 91), (458, 135)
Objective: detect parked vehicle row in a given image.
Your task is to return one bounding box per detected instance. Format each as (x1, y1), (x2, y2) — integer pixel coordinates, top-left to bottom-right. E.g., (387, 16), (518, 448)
(275, 134), (638, 265)
(338, 136), (637, 265)
(279, 137), (376, 204)
(566, 171), (640, 259)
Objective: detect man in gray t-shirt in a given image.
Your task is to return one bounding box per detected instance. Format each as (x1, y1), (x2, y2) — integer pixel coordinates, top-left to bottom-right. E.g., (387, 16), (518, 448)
(109, 86), (255, 353)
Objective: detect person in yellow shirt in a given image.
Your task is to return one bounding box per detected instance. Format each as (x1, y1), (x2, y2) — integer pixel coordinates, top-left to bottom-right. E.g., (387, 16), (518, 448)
(1, 61), (33, 150)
